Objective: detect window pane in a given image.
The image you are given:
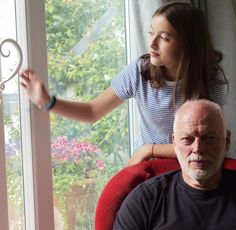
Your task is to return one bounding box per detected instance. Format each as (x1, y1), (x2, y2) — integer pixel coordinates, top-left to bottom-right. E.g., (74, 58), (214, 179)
(0, 0), (25, 229)
(45, 0), (128, 229)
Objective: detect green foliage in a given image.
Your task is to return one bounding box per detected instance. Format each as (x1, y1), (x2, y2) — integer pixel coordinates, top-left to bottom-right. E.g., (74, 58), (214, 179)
(7, 155), (23, 206)
(45, 0), (129, 228)
(46, 0), (129, 161)
(6, 154), (24, 230)
(50, 135), (124, 228)
(52, 160), (122, 229)
(4, 115), (20, 143)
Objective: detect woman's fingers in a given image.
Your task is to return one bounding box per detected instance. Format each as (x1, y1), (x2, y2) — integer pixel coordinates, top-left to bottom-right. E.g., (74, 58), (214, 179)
(19, 69), (35, 80)
(20, 73), (29, 82)
(20, 69), (34, 75)
(19, 73), (31, 88)
(20, 82), (27, 88)
(19, 69), (38, 89)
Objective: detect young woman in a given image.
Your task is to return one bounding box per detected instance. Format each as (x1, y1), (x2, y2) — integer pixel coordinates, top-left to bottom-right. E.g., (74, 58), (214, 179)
(20, 2), (228, 164)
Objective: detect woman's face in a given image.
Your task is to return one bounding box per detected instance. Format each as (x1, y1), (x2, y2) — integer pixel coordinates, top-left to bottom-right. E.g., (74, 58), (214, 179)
(149, 14), (181, 73)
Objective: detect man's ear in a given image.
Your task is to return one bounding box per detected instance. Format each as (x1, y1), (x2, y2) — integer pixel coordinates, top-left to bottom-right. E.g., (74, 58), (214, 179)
(172, 133), (175, 145)
(225, 129), (231, 152)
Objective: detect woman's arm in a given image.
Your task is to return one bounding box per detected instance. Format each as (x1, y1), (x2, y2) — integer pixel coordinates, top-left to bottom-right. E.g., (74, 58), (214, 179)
(127, 143), (176, 165)
(20, 69), (124, 123)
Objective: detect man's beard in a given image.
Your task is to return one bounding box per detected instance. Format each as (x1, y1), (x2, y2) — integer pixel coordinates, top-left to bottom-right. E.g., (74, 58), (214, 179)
(176, 152), (221, 181)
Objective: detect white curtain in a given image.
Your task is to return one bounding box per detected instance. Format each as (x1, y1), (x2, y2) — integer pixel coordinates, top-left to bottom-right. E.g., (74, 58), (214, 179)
(207, 0), (236, 158)
(128, 0), (191, 59)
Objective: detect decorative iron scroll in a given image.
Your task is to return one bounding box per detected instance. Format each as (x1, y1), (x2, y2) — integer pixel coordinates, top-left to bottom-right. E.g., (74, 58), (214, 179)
(0, 38), (23, 92)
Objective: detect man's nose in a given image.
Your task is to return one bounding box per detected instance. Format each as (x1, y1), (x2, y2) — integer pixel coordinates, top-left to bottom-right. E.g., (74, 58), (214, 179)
(192, 138), (204, 154)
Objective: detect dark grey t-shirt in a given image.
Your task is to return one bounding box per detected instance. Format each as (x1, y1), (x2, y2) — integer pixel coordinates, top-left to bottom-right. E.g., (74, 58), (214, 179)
(113, 170), (236, 230)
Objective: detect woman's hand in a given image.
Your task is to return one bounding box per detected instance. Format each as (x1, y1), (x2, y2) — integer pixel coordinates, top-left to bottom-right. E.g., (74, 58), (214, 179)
(20, 69), (50, 107)
(127, 143), (176, 166)
(127, 144), (153, 166)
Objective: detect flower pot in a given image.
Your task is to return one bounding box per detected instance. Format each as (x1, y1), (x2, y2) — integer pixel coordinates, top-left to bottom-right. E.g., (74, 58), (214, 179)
(65, 178), (96, 230)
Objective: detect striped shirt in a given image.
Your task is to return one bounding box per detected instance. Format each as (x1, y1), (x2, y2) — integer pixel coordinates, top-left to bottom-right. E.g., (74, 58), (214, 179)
(111, 58), (227, 150)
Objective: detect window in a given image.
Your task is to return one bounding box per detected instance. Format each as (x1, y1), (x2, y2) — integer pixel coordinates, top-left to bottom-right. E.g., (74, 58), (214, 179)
(0, 1), (25, 229)
(0, 0), (130, 229)
(1, 1), (55, 229)
(45, 0), (129, 229)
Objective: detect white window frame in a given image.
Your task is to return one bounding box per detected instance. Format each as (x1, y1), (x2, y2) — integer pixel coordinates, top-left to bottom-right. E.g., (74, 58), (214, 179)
(18, 0), (54, 229)
(0, 87), (9, 230)
(125, 0), (140, 154)
(19, 0), (54, 230)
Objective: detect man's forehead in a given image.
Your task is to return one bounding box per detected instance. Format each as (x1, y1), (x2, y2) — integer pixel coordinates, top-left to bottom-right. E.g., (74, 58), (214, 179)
(178, 124), (217, 134)
(174, 100), (226, 135)
(178, 109), (220, 124)
(176, 116), (223, 136)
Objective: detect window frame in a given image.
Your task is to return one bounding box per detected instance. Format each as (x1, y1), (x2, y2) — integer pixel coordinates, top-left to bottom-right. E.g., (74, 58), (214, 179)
(0, 0), (137, 228)
(18, 0), (54, 229)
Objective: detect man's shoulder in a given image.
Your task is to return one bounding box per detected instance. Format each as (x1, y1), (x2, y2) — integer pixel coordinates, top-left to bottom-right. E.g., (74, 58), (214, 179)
(139, 170), (181, 190)
(222, 169), (236, 178)
(126, 170), (181, 204)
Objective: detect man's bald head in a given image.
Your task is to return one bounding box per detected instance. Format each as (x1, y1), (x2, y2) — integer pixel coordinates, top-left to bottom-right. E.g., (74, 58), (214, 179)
(174, 99), (227, 137)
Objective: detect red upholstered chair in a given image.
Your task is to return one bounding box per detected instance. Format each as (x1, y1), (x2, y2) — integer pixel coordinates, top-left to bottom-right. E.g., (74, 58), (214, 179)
(95, 157), (236, 230)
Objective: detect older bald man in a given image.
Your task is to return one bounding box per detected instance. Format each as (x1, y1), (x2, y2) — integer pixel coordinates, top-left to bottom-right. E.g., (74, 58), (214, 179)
(113, 99), (235, 230)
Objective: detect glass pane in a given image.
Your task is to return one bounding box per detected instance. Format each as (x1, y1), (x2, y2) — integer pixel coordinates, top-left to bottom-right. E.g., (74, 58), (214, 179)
(45, 0), (128, 229)
(0, 0), (25, 229)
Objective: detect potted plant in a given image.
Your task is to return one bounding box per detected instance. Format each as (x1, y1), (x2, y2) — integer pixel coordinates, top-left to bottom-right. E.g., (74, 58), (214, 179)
(51, 136), (107, 229)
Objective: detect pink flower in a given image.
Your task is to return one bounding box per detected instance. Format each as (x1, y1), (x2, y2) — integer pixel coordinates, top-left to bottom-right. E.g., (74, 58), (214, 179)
(77, 142), (101, 155)
(96, 160), (105, 171)
(51, 137), (102, 168)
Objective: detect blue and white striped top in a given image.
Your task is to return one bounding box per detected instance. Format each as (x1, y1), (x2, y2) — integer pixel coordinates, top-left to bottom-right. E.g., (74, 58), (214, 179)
(111, 58), (227, 150)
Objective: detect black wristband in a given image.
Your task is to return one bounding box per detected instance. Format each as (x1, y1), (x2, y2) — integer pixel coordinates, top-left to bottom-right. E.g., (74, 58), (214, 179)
(38, 95), (57, 112)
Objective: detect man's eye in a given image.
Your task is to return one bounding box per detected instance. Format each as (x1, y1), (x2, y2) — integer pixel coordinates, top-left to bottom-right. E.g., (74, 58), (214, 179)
(204, 136), (217, 143)
(181, 137), (194, 145)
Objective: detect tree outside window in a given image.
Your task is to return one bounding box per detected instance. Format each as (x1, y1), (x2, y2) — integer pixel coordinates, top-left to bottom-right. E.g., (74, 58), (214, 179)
(46, 0), (129, 229)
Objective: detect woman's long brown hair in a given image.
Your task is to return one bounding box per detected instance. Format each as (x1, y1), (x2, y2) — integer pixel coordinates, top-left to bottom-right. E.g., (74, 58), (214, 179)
(141, 2), (228, 107)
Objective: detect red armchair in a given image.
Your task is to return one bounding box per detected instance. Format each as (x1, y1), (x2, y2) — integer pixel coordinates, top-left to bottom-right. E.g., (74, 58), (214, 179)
(95, 157), (236, 230)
